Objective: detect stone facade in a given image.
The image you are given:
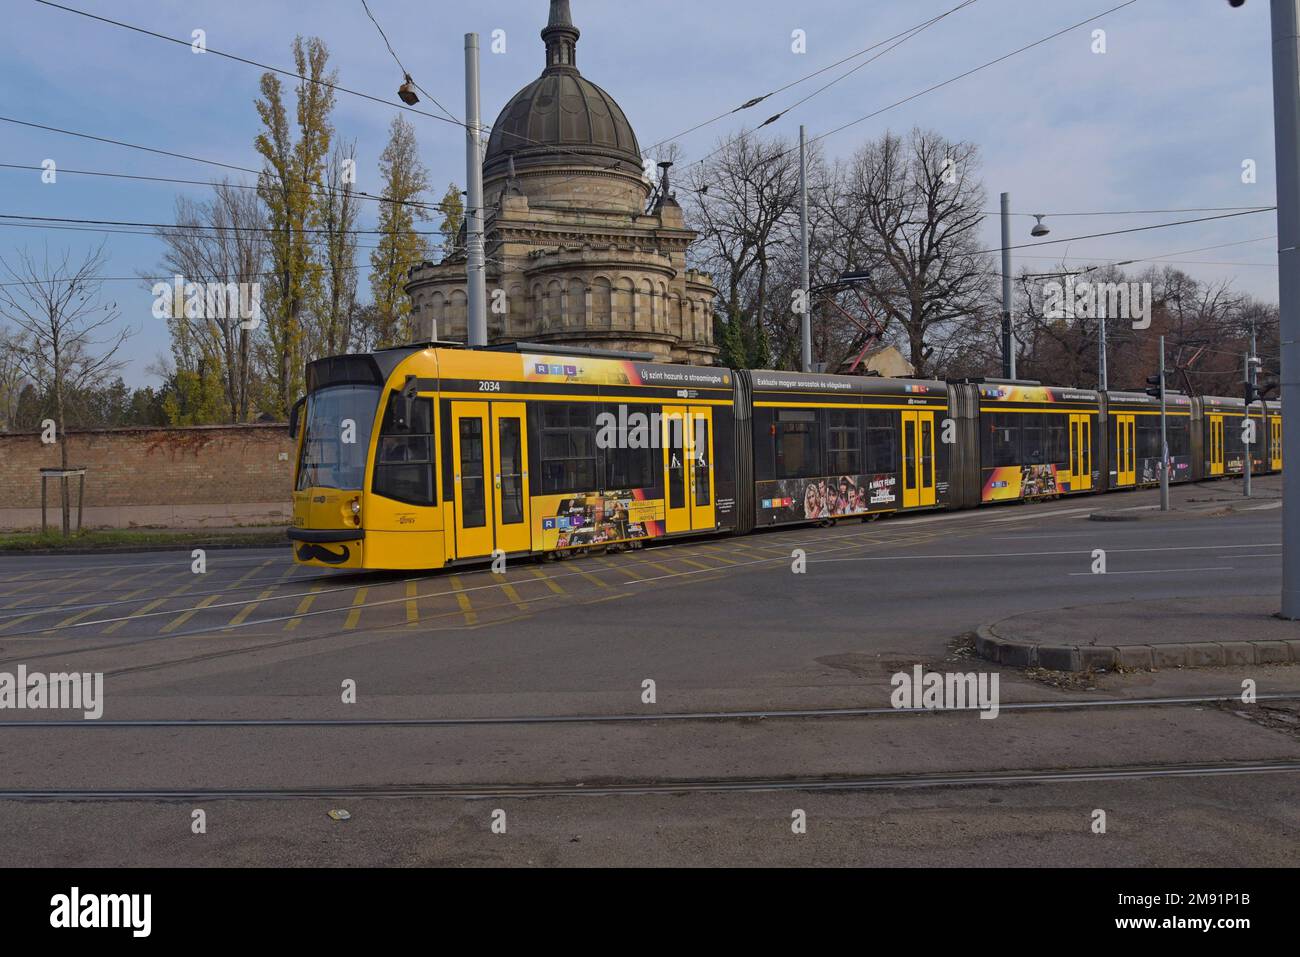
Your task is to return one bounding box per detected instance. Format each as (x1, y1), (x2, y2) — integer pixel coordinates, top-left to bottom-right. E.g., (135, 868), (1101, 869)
(404, 1), (718, 365)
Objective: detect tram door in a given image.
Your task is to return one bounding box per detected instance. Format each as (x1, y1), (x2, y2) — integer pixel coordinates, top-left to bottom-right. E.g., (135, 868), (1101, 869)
(1208, 415), (1225, 476)
(1114, 414), (1136, 486)
(663, 406), (715, 533)
(1271, 416), (1283, 472)
(1069, 413), (1093, 491)
(450, 401), (532, 558)
(901, 410), (936, 508)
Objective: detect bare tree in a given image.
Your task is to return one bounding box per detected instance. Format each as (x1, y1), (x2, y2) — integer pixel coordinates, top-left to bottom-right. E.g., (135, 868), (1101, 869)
(834, 128), (991, 377)
(0, 244), (131, 533)
(684, 132), (805, 367)
(0, 327), (30, 431)
(152, 181), (267, 422)
(317, 140), (360, 355)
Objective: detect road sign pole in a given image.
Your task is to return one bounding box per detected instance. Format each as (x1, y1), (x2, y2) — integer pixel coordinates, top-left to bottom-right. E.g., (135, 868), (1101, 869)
(1273, 0), (1300, 615)
(1001, 192), (1014, 379)
(800, 126), (811, 373)
(1160, 335), (1170, 511)
(465, 33), (488, 348)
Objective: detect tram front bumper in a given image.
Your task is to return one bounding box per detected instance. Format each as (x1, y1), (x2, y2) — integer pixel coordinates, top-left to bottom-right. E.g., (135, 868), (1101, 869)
(287, 527), (365, 567)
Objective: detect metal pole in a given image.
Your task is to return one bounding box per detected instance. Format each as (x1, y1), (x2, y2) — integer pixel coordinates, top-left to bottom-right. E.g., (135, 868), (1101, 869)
(1159, 335), (1170, 511)
(464, 33), (488, 348)
(1001, 192), (1014, 379)
(1275, 0), (1300, 616)
(800, 125), (811, 373)
(1098, 297), (1108, 392)
(1245, 349), (1254, 499)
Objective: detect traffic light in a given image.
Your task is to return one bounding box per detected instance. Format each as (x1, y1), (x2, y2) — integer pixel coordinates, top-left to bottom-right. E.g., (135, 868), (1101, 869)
(1245, 381), (1258, 405)
(1145, 374), (1163, 399)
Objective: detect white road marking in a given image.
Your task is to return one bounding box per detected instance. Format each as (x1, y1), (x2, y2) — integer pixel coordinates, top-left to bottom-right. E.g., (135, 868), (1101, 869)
(812, 542), (1280, 564)
(983, 507), (1095, 523)
(1068, 566), (1233, 576)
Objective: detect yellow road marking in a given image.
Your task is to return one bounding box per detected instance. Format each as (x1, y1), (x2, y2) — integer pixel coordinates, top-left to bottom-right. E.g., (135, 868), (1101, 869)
(231, 559), (275, 586)
(50, 605), (104, 629)
(406, 581), (420, 624)
(159, 593), (220, 634)
(0, 611), (44, 633)
(496, 579), (529, 612)
(694, 545), (740, 564)
(582, 591), (631, 605)
(449, 576), (478, 624)
(572, 566), (612, 589)
(675, 557), (717, 572)
(284, 584), (323, 632)
(343, 587), (369, 630)
(225, 588), (276, 629)
(101, 582), (196, 635)
(642, 559), (679, 576)
(529, 567), (566, 596)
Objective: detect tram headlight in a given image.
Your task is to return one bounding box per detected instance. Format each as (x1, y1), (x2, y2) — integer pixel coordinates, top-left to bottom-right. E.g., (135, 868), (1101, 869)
(342, 497), (361, 526)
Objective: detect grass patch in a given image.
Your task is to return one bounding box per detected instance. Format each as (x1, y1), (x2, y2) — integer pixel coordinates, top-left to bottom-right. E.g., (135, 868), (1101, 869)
(0, 528), (288, 551)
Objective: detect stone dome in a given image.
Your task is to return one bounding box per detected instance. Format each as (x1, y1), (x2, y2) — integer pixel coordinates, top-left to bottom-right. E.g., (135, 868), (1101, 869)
(482, 1), (643, 181)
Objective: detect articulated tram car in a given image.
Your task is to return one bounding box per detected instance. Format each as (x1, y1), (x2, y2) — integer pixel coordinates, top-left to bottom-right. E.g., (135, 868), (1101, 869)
(288, 344), (1283, 570)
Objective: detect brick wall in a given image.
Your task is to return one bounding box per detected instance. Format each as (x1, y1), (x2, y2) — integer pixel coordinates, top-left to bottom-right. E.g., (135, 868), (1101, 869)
(0, 424), (294, 530)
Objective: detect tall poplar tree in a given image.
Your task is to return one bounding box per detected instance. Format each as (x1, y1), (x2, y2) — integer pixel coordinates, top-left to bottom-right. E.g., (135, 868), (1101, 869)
(369, 115), (431, 348)
(254, 36), (336, 414)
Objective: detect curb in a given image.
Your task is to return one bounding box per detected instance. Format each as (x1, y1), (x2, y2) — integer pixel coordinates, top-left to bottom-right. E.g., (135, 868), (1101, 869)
(974, 623), (1300, 672)
(0, 539), (291, 557)
(1089, 500), (1281, 522)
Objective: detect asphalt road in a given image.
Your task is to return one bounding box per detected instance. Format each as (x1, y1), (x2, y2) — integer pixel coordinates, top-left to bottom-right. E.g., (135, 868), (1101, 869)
(0, 475), (1296, 866)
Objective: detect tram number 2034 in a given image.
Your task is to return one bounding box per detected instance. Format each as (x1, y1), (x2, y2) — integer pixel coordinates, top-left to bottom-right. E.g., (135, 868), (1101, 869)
(478, 380), (502, 392)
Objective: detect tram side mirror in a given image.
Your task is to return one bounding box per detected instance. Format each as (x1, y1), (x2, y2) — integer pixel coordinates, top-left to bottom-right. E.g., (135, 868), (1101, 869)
(289, 396), (306, 439)
(394, 375), (418, 432)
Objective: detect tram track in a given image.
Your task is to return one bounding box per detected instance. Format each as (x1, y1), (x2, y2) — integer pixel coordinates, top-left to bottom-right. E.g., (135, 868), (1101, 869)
(3, 759), (1296, 802)
(0, 692), (1295, 729)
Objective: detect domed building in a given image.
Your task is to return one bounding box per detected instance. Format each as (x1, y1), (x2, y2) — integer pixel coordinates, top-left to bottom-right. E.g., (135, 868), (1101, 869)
(405, 0), (718, 365)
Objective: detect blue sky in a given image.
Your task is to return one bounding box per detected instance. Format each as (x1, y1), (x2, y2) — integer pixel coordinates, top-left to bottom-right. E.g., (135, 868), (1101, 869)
(0, 0), (1283, 385)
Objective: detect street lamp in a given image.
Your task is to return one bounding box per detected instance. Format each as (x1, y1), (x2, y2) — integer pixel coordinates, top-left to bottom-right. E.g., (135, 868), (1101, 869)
(1031, 215), (1051, 237)
(398, 74), (420, 105)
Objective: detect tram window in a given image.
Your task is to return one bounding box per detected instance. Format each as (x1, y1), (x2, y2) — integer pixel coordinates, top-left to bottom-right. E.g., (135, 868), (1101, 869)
(1022, 420), (1045, 464)
(498, 416), (524, 525)
(827, 409), (862, 475)
(864, 412), (897, 473)
(372, 393), (435, 506)
(775, 409), (820, 479)
(1167, 419), (1190, 458)
(694, 417), (711, 507)
(603, 406), (658, 490)
(1137, 419), (1162, 460)
(458, 417), (486, 528)
(540, 403), (597, 493)
(920, 416), (934, 479)
(987, 413), (1020, 467)
(1223, 417), (1245, 455)
(1046, 418), (1068, 464)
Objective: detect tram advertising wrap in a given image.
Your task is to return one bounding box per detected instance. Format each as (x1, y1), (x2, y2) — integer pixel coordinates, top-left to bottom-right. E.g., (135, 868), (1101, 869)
(287, 344), (1281, 571)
